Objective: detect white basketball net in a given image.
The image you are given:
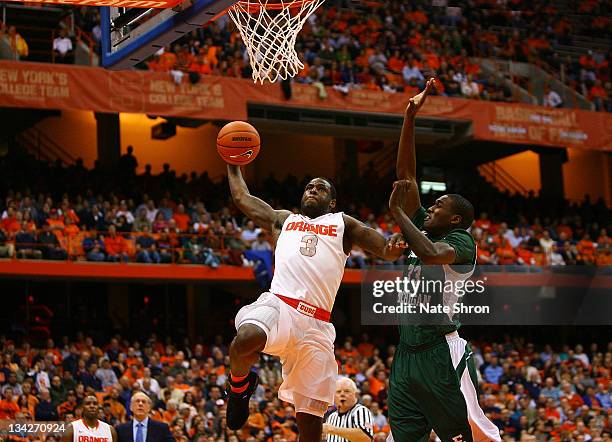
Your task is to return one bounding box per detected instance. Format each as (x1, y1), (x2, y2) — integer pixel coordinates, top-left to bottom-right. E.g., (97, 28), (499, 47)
(228, 0), (326, 84)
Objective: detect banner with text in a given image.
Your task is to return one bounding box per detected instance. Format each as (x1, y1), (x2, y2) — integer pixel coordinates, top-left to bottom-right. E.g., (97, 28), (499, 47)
(1, 61), (610, 151)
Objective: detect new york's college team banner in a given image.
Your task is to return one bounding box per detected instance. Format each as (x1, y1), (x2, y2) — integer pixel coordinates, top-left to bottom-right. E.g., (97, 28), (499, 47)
(1, 61), (611, 151)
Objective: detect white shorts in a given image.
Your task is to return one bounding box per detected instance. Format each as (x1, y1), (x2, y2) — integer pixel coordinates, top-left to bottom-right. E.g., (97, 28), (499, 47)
(235, 292), (337, 417)
(446, 332), (501, 442)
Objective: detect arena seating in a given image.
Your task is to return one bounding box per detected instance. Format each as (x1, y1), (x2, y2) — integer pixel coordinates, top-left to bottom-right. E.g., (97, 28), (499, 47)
(0, 333), (609, 441)
(1, 0), (609, 111)
(0, 146), (609, 266)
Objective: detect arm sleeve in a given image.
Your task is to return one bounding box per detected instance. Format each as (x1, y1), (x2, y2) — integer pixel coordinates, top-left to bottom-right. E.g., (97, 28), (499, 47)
(352, 406), (374, 439)
(440, 230), (476, 264)
(410, 207), (427, 230)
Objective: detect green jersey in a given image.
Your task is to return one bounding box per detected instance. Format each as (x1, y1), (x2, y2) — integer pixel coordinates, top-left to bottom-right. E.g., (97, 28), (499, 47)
(399, 207), (477, 347)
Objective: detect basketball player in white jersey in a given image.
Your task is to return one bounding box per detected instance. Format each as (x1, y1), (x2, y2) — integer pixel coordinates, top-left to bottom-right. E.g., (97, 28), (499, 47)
(63, 394), (118, 442)
(225, 164), (402, 441)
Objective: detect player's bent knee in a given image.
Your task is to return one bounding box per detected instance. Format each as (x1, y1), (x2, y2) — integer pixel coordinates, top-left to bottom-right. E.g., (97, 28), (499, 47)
(231, 323), (267, 356)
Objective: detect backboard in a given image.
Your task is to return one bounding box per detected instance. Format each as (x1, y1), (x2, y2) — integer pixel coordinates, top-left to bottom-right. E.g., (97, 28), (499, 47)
(101, 0), (237, 70)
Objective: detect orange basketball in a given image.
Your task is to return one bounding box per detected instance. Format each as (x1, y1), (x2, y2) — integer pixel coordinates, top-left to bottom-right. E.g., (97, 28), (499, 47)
(216, 121), (261, 166)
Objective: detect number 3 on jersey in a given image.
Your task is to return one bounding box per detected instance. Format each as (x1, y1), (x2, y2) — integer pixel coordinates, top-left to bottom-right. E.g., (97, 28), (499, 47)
(300, 234), (318, 257)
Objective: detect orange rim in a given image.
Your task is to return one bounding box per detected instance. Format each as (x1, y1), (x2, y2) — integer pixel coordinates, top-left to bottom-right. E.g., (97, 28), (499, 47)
(233, 0), (318, 12)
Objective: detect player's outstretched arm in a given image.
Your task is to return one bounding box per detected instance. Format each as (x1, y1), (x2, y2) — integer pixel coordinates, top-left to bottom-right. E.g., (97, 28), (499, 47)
(397, 77), (435, 180)
(343, 215), (402, 261)
(396, 78), (436, 217)
(389, 180), (455, 265)
(227, 165), (291, 231)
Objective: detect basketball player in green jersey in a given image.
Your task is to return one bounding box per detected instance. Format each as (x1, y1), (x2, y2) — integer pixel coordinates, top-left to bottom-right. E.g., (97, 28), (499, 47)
(386, 79), (501, 442)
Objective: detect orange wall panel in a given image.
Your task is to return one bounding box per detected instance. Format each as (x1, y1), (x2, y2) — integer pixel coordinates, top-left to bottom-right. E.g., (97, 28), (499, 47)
(563, 149), (610, 205)
(495, 151), (542, 194)
(32, 111), (336, 182)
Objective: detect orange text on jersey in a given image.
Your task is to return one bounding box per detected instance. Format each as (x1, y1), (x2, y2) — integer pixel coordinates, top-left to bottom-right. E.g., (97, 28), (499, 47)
(285, 222), (338, 237)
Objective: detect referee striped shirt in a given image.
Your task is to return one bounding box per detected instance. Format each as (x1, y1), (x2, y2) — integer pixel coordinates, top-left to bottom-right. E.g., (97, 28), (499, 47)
(326, 403), (374, 442)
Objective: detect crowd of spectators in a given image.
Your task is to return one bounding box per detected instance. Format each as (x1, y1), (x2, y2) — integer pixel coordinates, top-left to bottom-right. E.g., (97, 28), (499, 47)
(0, 146), (609, 267)
(2, 1), (610, 111)
(0, 332), (610, 441)
(137, 0), (611, 112)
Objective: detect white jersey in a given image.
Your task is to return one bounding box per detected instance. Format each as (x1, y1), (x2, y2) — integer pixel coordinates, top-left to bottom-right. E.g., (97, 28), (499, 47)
(72, 419), (113, 442)
(270, 212), (348, 312)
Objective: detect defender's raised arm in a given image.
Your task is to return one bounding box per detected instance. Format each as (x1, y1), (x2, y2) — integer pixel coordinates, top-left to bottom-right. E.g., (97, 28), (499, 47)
(397, 77), (436, 180)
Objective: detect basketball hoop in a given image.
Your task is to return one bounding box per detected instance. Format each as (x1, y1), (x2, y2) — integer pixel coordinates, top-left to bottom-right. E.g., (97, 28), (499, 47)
(227, 0), (326, 84)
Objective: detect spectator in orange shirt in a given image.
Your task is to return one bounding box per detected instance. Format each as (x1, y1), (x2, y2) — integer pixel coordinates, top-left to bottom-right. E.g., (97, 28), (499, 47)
(102, 225), (129, 262)
(159, 47), (178, 71)
(60, 198), (80, 224)
(123, 364), (144, 384)
(46, 209), (65, 238)
(532, 245), (547, 266)
(577, 234), (596, 264)
(517, 242), (536, 266)
(57, 390), (78, 420)
(0, 387), (20, 419)
(20, 383), (39, 416)
(103, 387), (127, 423)
(496, 238), (517, 265)
(245, 401), (266, 436)
(191, 55), (212, 76)
(474, 212), (491, 232)
(6, 210), (22, 237)
(406, 9), (428, 25)
(357, 334), (374, 358)
(543, 398), (561, 423)
(1, 207), (18, 234)
(341, 357), (359, 376)
(590, 79), (607, 110)
(17, 394), (34, 419)
(172, 204), (190, 232)
(556, 219), (573, 240)
(63, 216), (80, 238)
(22, 210), (36, 233)
(387, 50), (404, 74)
(162, 399), (179, 423)
(579, 52), (597, 70)
(560, 381), (584, 409)
(366, 361), (387, 398)
(477, 243), (498, 265)
(338, 340), (359, 360)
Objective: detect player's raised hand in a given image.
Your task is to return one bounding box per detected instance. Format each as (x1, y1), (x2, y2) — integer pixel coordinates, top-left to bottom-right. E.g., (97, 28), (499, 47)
(405, 77), (436, 118)
(389, 179), (415, 212)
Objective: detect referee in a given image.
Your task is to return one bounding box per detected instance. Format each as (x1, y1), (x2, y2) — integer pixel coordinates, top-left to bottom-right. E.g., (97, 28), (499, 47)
(323, 377), (374, 442)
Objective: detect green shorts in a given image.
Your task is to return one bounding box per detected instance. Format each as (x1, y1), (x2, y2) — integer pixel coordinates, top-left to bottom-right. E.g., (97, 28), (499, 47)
(388, 334), (495, 442)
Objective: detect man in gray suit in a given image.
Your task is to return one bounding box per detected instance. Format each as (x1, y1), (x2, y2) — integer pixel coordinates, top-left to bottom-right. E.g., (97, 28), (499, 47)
(115, 392), (174, 442)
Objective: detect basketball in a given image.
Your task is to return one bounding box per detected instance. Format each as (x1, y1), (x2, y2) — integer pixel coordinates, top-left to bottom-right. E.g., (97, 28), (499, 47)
(217, 121), (261, 166)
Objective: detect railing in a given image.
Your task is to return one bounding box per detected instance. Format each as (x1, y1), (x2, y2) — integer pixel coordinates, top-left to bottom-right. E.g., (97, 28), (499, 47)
(476, 58), (594, 110)
(478, 161), (528, 196)
(474, 58), (537, 105)
(15, 126), (78, 165)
